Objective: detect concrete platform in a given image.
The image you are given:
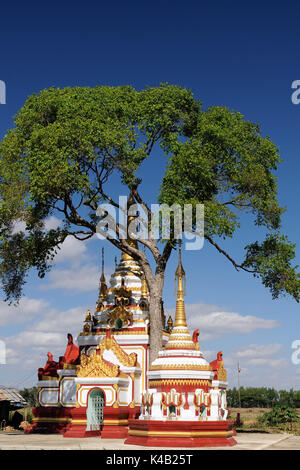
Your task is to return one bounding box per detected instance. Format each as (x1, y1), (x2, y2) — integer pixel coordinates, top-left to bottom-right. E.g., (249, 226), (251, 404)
(0, 432), (298, 450)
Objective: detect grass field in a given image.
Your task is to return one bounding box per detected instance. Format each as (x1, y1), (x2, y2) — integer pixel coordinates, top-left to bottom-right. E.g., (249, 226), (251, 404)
(229, 408), (300, 434)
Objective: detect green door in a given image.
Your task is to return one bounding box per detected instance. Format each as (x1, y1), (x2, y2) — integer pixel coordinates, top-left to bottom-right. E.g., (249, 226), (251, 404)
(86, 389), (105, 432)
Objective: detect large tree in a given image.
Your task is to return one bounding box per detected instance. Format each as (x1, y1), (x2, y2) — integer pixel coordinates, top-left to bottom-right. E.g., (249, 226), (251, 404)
(0, 84), (299, 363)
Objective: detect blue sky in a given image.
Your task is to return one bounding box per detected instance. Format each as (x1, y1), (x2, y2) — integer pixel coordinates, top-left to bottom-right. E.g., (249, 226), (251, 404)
(0, 0), (300, 390)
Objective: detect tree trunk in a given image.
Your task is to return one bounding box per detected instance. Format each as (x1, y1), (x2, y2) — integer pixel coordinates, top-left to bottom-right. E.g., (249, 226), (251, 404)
(147, 272), (165, 364)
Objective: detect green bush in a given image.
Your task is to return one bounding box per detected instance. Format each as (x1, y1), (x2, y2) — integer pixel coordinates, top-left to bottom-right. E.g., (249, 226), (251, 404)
(258, 405), (300, 427)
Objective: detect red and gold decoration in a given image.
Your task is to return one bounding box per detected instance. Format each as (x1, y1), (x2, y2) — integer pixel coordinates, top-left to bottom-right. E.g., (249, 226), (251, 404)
(27, 197), (235, 447)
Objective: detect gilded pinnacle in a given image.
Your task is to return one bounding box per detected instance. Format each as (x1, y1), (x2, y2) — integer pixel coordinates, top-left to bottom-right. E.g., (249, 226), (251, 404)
(174, 241), (187, 328)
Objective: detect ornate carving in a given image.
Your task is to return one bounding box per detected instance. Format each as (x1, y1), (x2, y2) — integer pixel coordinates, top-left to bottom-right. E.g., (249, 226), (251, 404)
(166, 335), (194, 341)
(78, 329), (147, 336)
(165, 342), (196, 350)
(113, 284), (132, 299)
(149, 364), (212, 371)
(107, 304), (133, 328)
(217, 365), (227, 382)
(149, 379), (210, 388)
(98, 329), (137, 367)
(76, 347), (119, 378)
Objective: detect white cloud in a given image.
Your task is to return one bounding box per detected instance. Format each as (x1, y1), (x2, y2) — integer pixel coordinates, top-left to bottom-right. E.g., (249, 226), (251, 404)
(11, 219), (26, 234)
(10, 331), (66, 349)
(224, 343), (288, 389)
(41, 264), (100, 292)
(31, 305), (87, 333)
(11, 216), (61, 234)
(184, 303), (279, 341)
(43, 216), (61, 231)
(0, 297), (49, 326)
(232, 344), (286, 369)
(1, 301), (89, 383)
(235, 344), (282, 359)
(53, 236), (89, 265)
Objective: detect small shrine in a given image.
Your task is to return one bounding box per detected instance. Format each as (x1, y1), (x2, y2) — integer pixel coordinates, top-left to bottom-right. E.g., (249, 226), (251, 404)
(125, 243), (235, 447)
(27, 232), (235, 446)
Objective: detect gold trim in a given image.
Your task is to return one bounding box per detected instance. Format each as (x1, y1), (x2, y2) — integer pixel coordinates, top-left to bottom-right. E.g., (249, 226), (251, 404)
(63, 363), (77, 370)
(41, 375), (59, 381)
(40, 388), (59, 406)
(149, 379), (210, 387)
(169, 328), (190, 334)
(103, 419), (128, 425)
(122, 345), (146, 394)
(111, 271), (140, 278)
(60, 377), (77, 407)
(166, 335), (194, 341)
(149, 364), (212, 371)
(118, 388), (129, 406)
(165, 343), (196, 350)
(78, 386), (114, 406)
(79, 330), (148, 336)
(33, 417), (72, 423)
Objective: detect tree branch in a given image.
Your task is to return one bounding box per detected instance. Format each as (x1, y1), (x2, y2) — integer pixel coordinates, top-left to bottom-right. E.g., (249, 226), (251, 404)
(205, 234), (256, 273)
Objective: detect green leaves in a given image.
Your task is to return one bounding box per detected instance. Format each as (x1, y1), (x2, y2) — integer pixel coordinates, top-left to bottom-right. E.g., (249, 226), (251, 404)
(159, 105), (300, 302)
(0, 226), (67, 302)
(258, 405), (300, 426)
(0, 84), (197, 301)
(0, 84), (299, 304)
(243, 233), (300, 302)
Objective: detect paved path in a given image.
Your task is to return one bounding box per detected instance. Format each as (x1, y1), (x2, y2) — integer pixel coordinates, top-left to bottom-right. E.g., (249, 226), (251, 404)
(0, 432), (298, 450)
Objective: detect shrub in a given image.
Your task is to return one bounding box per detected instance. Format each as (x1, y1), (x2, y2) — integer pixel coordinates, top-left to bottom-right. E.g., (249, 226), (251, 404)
(258, 405), (299, 428)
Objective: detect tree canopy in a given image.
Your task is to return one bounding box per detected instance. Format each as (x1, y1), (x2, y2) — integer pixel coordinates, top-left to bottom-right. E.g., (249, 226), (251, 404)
(0, 83), (299, 360)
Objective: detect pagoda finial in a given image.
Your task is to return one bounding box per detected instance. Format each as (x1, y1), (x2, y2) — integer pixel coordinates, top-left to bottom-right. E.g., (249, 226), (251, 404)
(141, 272), (148, 299)
(174, 240), (187, 328)
(101, 247), (105, 281)
(122, 191), (138, 262)
(99, 247), (107, 299)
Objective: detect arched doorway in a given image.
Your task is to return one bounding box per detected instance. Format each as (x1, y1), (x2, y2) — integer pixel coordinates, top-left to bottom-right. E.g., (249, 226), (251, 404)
(86, 389), (105, 433)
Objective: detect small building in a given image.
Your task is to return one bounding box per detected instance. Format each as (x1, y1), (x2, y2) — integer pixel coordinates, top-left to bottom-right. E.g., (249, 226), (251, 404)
(0, 387), (27, 427)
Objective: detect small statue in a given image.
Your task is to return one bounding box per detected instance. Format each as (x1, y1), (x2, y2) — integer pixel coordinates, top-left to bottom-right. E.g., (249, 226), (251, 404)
(63, 333), (80, 364)
(192, 329), (200, 350)
(85, 309), (92, 322)
(167, 316), (173, 332)
(38, 352), (59, 379)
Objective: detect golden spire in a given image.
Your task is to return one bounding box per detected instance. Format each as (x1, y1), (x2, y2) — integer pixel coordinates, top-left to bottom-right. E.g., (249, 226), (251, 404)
(174, 240), (187, 328)
(99, 247), (107, 299)
(121, 192), (138, 262)
(141, 273), (148, 299)
(164, 241), (196, 350)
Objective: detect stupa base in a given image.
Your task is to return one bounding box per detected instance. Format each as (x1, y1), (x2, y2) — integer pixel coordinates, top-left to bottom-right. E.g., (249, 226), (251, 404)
(125, 419), (236, 447)
(25, 407), (73, 434)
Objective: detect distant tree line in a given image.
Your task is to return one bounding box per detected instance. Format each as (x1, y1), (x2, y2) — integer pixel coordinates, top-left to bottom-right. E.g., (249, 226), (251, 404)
(18, 387), (38, 407)
(228, 387), (300, 408)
